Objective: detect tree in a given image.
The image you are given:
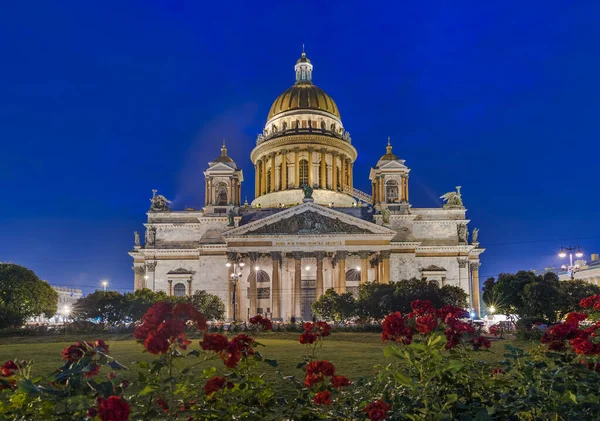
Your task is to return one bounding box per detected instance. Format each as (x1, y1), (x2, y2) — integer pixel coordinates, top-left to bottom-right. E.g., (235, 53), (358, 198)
(0, 263), (58, 328)
(556, 280), (600, 319)
(312, 289), (356, 322)
(124, 288), (170, 322)
(186, 290), (225, 321)
(521, 275), (561, 322)
(439, 285), (468, 308)
(355, 278), (468, 321)
(72, 291), (128, 325)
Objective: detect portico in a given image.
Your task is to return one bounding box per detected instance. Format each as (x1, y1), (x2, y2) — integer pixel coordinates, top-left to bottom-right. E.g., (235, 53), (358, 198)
(221, 202), (395, 320)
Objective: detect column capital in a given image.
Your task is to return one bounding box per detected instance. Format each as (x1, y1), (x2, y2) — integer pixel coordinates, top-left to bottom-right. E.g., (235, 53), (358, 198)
(314, 251), (327, 260)
(293, 147), (300, 153)
(320, 147), (328, 154)
(336, 251), (348, 260)
(292, 251), (304, 261)
(248, 251), (260, 261)
(358, 251), (371, 259)
(469, 261), (481, 271)
(133, 266), (145, 274)
(380, 250), (391, 259)
(457, 258), (468, 268)
(168, 279), (173, 284)
(145, 261), (157, 272)
(270, 251), (282, 262)
(331, 150), (338, 156)
(307, 146), (314, 153)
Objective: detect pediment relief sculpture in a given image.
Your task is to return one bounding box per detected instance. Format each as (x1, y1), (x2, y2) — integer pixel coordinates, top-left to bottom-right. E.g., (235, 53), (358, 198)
(246, 211), (372, 235)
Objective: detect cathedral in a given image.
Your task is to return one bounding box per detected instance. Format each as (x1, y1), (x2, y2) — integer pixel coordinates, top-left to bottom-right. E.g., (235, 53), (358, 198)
(129, 51), (485, 321)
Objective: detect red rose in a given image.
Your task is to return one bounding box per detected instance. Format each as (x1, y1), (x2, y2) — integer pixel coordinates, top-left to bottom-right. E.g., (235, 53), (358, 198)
(249, 314), (263, 324)
(176, 333), (192, 350)
(472, 336), (491, 350)
(93, 339), (109, 353)
(133, 323), (153, 340)
(565, 312), (587, 327)
(299, 331), (318, 344)
(144, 331), (170, 354)
(491, 368), (504, 376)
(1, 361), (17, 377)
(580, 295), (600, 309)
(200, 333), (229, 353)
(437, 305), (467, 321)
(221, 341), (241, 368)
(173, 303), (208, 331)
(570, 338), (595, 355)
(415, 315), (438, 334)
(331, 375), (351, 388)
(364, 400), (391, 421)
(306, 360), (336, 377)
(97, 396), (130, 421)
(204, 376), (227, 395)
(156, 397), (169, 414)
(304, 373), (321, 387)
(142, 302), (173, 326)
(313, 390), (332, 405)
(157, 318), (185, 340)
(410, 299), (436, 316)
(315, 321), (332, 337)
(61, 342), (89, 362)
(108, 371), (116, 380)
(230, 334), (255, 356)
(84, 363), (101, 378)
(382, 312), (407, 342)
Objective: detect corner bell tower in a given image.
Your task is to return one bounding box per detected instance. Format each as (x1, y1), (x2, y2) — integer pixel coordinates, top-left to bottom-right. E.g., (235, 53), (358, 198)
(369, 138), (410, 210)
(203, 141), (243, 213)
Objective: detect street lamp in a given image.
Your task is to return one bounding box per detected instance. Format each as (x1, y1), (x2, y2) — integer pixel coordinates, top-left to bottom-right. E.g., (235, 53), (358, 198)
(558, 246), (584, 280)
(63, 305), (71, 336)
(226, 257), (245, 321)
(101, 280), (108, 292)
(143, 275), (149, 289)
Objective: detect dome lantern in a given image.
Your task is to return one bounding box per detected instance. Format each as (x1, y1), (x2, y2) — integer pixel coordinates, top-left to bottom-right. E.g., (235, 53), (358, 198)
(295, 47), (313, 84)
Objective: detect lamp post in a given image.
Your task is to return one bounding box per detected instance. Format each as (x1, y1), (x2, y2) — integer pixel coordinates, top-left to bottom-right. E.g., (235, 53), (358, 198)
(101, 280), (108, 292)
(226, 257), (245, 322)
(143, 275), (149, 289)
(63, 305), (71, 336)
(559, 246), (584, 280)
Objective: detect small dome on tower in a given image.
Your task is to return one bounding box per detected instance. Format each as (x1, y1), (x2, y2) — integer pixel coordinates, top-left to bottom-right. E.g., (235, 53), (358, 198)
(379, 137), (399, 161)
(214, 140), (235, 164)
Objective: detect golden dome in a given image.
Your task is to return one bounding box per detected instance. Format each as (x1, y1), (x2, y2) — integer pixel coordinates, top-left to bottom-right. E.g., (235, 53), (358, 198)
(268, 83), (340, 120)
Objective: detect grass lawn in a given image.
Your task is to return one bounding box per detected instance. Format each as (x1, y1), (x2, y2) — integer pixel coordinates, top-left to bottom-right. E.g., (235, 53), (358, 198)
(0, 332), (538, 393)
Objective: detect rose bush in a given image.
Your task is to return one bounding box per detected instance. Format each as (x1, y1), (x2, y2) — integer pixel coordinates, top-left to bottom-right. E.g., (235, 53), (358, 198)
(1, 297), (600, 420)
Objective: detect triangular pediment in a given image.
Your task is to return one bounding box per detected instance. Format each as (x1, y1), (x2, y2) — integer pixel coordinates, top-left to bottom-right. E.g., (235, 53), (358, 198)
(223, 202), (396, 237)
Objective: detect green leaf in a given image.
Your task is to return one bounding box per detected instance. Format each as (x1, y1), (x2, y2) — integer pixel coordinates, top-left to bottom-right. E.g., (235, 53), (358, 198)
(445, 393), (458, 404)
(139, 385), (159, 396)
(263, 359), (279, 367)
(445, 360), (465, 373)
(296, 361), (307, 369)
(383, 344), (403, 358)
(17, 379), (40, 395)
(393, 371), (412, 386)
(561, 390), (577, 404)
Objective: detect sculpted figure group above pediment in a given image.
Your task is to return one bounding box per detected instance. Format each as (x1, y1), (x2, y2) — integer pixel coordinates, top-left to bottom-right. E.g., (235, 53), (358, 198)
(246, 211), (372, 235)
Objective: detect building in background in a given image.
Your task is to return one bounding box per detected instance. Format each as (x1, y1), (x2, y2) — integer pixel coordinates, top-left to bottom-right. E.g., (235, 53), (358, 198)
(558, 253), (600, 285)
(129, 51), (485, 320)
(29, 286), (83, 324)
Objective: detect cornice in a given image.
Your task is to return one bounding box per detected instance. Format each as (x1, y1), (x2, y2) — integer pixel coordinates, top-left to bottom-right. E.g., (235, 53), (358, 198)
(250, 135), (357, 163)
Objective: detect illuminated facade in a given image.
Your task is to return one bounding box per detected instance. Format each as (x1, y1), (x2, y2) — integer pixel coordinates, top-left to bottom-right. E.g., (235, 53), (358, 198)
(129, 52), (485, 320)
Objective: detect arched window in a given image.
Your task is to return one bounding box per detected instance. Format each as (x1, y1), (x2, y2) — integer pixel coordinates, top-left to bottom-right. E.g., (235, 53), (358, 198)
(216, 182), (228, 205)
(299, 159), (309, 186)
(345, 269), (361, 283)
(173, 283), (186, 297)
(386, 180), (399, 203)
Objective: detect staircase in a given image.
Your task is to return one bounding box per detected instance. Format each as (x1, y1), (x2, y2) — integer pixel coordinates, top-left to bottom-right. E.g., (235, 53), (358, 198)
(342, 185), (373, 204)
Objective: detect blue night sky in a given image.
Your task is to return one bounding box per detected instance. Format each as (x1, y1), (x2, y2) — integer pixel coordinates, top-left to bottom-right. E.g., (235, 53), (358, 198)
(2, 1), (599, 293)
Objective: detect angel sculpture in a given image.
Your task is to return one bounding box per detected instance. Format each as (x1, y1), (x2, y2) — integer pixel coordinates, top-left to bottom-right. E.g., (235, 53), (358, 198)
(440, 186), (464, 209)
(149, 189), (172, 212)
